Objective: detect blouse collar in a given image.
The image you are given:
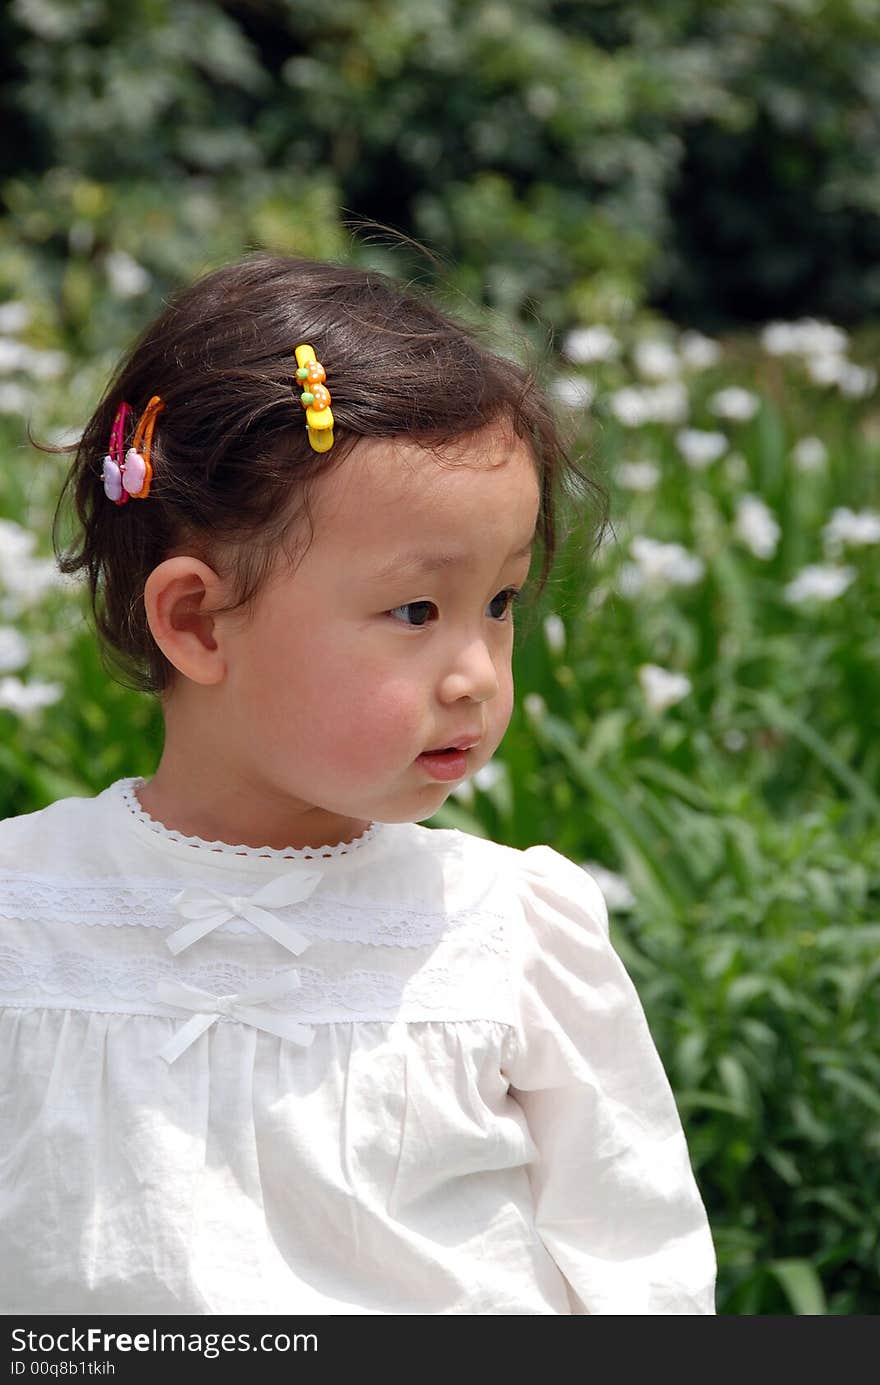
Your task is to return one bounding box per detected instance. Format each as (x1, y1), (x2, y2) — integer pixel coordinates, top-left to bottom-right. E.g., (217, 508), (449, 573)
(110, 776), (389, 868)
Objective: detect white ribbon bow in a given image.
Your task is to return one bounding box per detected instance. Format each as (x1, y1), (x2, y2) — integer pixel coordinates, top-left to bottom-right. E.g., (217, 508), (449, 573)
(157, 971), (315, 1064)
(166, 869), (323, 956)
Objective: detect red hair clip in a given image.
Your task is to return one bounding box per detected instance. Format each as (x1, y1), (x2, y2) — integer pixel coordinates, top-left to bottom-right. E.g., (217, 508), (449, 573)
(102, 396), (164, 504)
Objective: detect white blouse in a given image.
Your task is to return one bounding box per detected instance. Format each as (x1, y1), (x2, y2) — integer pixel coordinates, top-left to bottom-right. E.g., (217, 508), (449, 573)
(0, 777), (716, 1315)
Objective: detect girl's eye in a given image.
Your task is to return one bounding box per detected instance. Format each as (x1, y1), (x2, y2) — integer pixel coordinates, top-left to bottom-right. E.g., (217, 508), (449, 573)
(388, 588), (522, 629)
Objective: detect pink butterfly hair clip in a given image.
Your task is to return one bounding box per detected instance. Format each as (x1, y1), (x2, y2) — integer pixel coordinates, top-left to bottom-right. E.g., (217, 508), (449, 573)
(102, 395), (165, 505)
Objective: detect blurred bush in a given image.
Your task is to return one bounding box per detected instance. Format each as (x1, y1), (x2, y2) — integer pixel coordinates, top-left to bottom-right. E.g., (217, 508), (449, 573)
(2, 0), (880, 348)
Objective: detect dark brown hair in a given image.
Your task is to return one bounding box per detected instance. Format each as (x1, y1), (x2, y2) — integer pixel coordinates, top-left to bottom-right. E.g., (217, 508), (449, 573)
(50, 251), (607, 696)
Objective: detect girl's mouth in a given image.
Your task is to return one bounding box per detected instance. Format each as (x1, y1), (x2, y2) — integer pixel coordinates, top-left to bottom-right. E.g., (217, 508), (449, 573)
(416, 747), (470, 781)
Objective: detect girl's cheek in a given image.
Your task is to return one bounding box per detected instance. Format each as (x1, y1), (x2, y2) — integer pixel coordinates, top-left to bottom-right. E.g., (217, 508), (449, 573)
(365, 677), (424, 733)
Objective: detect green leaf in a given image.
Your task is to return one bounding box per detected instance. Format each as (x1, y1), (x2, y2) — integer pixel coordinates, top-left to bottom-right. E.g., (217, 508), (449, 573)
(676, 1089), (750, 1118)
(768, 1260), (827, 1315)
(717, 1054), (755, 1117)
(740, 690), (880, 822)
(763, 1147), (802, 1187)
(821, 1067), (880, 1118)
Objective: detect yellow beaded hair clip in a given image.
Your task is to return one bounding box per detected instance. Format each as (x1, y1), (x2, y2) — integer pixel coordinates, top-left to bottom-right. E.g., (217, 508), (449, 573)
(294, 343), (334, 453)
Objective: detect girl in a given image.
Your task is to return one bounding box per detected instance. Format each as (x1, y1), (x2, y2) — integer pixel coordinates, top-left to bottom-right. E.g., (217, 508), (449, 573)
(0, 253), (716, 1314)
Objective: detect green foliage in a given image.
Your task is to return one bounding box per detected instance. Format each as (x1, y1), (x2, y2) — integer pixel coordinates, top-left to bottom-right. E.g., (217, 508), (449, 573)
(3, 0), (880, 338)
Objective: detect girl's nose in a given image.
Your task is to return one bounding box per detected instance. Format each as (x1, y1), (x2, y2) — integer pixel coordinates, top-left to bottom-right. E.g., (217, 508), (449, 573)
(438, 637), (500, 703)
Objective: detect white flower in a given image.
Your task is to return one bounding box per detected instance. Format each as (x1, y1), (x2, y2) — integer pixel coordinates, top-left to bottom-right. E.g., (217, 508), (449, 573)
(783, 564), (856, 604)
(638, 663), (693, 713)
(543, 613), (566, 655)
(615, 562), (645, 597)
(0, 626), (30, 673)
(24, 348), (66, 381)
(550, 374), (595, 409)
(0, 550), (63, 613)
(617, 460), (660, 492)
(805, 353), (847, 387)
(0, 302), (31, 334)
(0, 518), (36, 564)
(678, 331), (721, 370)
(448, 780), (474, 805)
(802, 355), (876, 396)
(708, 386), (760, 422)
(0, 626), (29, 673)
(791, 436), (827, 472)
(609, 387), (648, 427)
(802, 322), (849, 356)
(822, 507), (880, 549)
(760, 315), (873, 399)
(562, 325), (621, 364)
(761, 319), (848, 357)
(836, 363), (877, 398)
(609, 382), (688, 427)
(0, 339), (31, 373)
(734, 494), (781, 560)
(581, 861), (636, 913)
(629, 536), (705, 588)
(761, 323), (799, 355)
(523, 692), (547, 720)
(106, 250), (151, 298)
(646, 381), (688, 423)
(0, 382), (31, 414)
(633, 338), (680, 381)
(473, 760), (506, 793)
(676, 428), (728, 469)
(0, 675), (63, 715)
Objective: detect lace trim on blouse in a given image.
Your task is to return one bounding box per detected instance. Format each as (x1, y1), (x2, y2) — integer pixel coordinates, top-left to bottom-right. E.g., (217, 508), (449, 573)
(0, 945), (515, 1026)
(0, 871), (507, 951)
(116, 777), (383, 861)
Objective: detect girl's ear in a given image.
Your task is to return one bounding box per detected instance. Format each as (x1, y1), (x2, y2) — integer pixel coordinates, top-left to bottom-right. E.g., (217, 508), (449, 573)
(143, 556), (229, 686)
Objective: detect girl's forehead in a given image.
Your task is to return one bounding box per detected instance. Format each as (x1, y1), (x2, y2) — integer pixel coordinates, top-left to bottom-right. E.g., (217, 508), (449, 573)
(266, 431), (540, 599)
(313, 428), (540, 537)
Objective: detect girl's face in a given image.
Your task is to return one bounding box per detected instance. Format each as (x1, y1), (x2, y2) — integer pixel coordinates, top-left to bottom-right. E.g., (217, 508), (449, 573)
(219, 421), (541, 831)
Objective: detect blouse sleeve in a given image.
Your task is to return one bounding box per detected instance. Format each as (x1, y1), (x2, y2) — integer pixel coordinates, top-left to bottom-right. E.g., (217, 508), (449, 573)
(502, 844), (717, 1315)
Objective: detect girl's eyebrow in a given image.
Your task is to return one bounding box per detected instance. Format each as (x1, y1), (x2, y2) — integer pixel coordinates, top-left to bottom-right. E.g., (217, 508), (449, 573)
(368, 532), (536, 582)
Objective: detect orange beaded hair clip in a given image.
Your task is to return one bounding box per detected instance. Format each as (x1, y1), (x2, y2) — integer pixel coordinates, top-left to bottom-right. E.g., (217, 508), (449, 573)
(294, 344), (334, 452)
(102, 395), (165, 505)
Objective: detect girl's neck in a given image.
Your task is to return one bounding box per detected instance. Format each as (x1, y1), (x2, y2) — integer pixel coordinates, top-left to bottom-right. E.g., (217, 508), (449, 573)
(135, 772), (373, 854)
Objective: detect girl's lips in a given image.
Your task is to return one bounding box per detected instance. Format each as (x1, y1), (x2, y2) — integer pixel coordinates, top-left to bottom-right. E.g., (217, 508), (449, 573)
(423, 734), (482, 753)
(416, 748), (470, 781)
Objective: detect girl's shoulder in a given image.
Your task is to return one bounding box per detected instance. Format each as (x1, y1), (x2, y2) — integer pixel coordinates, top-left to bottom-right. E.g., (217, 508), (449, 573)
(0, 786), (103, 871)
(514, 841), (610, 938)
(417, 823), (609, 938)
